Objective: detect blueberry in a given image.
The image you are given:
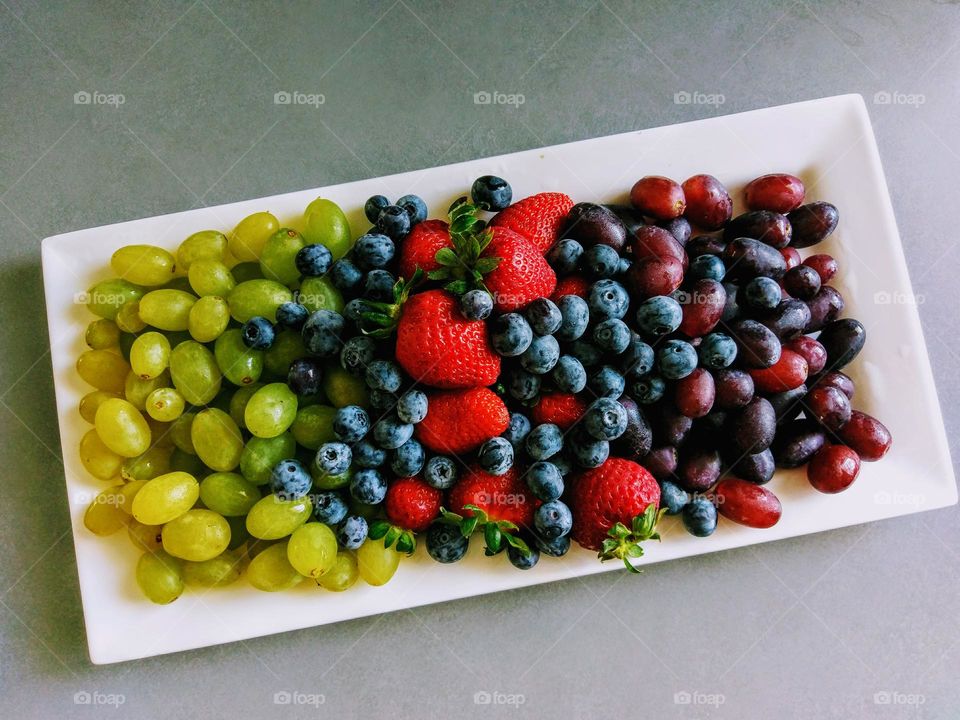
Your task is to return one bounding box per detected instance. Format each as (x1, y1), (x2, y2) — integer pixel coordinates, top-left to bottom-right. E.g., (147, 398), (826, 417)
(584, 398), (628, 441)
(657, 339), (698, 380)
(333, 405), (370, 443)
(276, 302), (309, 330)
(570, 430), (610, 468)
(555, 294), (591, 341)
(424, 455), (458, 490)
(588, 365), (625, 398)
(312, 491), (349, 525)
(635, 295), (683, 337)
(546, 238), (583, 275)
(583, 244), (620, 278)
(376, 204), (411, 240)
(295, 243), (333, 277)
(302, 309), (344, 357)
(426, 523), (470, 563)
(397, 194), (428, 224)
(352, 440), (386, 468)
(689, 253), (726, 282)
(391, 438), (425, 476)
(621, 336), (655, 379)
(592, 318), (631, 354)
(241, 316), (275, 350)
(478, 436), (514, 476)
(363, 269), (396, 302)
(364, 195), (390, 224)
(525, 423), (563, 461)
(470, 175), (512, 211)
(507, 367), (541, 401)
(588, 279), (630, 321)
(365, 359), (403, 392)
(353, 233), (395, 270)
(536, 534), (570, 557)
(343, 298), (366, 323)
(616, 257), (632, 275)
(526, 461), (564, 501)
(520, 335), (560, 374)
(507, 542), (540, 570)
(551, 355), (587, 393)
(340, 335), (376, 376)
(368, 389), (396, 412)
(631, 375), (667, 404)
(534, 500), (573, 539)
(698, 332), (738, 369)
(396, 389), (428, 424)
(287, 358), (324, 396)
(742, 277), (782, 310)
(336, 514), (368, 549)
(349, 468), (387, 505)
(269, 459), (312, 499)
(659, 480), (690, 516)
(502, 412), (532, 449)
(682, 496), (718, 537)
(490, 313), (534, 357)
(329, 258), (364, 295)
(524, 297), (562, 336)
(460, 289), (493, 321)
(569, 339), (603, 368)
(314, 442), (352, 476)
(372, 413), (414, 450)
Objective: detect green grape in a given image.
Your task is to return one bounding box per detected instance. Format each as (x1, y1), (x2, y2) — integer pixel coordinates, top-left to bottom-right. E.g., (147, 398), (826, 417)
(139, 289), (197, 331)
(229, 211), (280, 262)
(182, 549), (243, 587)
(187, 295), (230, 343)
(131, 470), (200, 525)
(111, 244), (177, 286)
(76, 349), (131, 394)
(121, 445), (172, 482)
(227, 279), (293, 323)
(161, 508), (231, 562)
(247, 541), (303, 591)
(94, 398), (151, 457)
(127, 519), (163, 552)
(228, 382), (262, 429)
(303, 198), (352, 260)
(169, 411), (197, 454)
(290, 404), (337, 449)
(229, 261), (264, 283)
(239, 432), (296, 485)
(317, 551), (359, 592)
(191, 408), (244, 472)
(214, 329), (263, 386)
(169, 341), (222, 405)
(115, 301), (147, 333)
(188, 258), (236, 297)
(79, 428), (124, 480)
(169, 447), (207, 477)
(83, 485), (128, 536)
(322, 365), (369, 408)
(79, 390), (121, 424)
(145, 386), (185, 422)
(311, 467), (351, 490)
(124, 369), (170, 410)
(287, 522), (337, 579)
(145, 415), (174, 448)
(259, 228), (306, 286)
(178, 229), (227, 270)
(357, 539), (402, 586)
(129, 331), (171, 379)
(86, 278), (144, 320)
(244, 383), (298, 438)
(85, 319), (120, 350)
(199, 472), (260, 516)
(118, 478), (148, 512)
(136, 550), (184, 604)
(246, 494), (312, 540)
(263, 331), (307, 379)
(298, 275), (344, 314)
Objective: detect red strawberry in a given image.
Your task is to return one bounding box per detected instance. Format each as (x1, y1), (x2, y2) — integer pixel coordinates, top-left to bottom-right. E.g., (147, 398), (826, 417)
(483, 227), (556, 312)
(397, 219), (450, 280)
(570, 458), (663, 570)
(531, 392), (588, 430)
(385, 477), (442, 532)
(416, 386), (509, 455)
(551, 274), (590, 301)
(448, 465), (536, 528)
(490, 192), (574, 254)
(395, 289), (500, 389)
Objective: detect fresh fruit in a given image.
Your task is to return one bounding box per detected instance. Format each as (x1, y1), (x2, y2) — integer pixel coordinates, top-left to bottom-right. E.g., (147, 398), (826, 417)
(415, 387), (509, 454)
(471, 175), (512, 211)
(490, 192), (574, 253)
(681, 174), (732, 229)
(397, 219), (450, 279)
(448, 465), (536, 528)
(630, 176), (685, 220)
(530, 392), (587, 430)
(744, 173), (805, 213)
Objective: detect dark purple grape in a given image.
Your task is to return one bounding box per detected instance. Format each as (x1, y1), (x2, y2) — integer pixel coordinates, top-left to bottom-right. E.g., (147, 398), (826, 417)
(804, 286), (845, 332)
(677, 446), (722, 492)
(731, 448), (775, 485)
(611, 397), (653, 459)
(563, 202), (628, 251)
(657, 216), (691, 245)
(713, 368), (755, 409)
(728, 397), (776, 454)
(804, 386), (852, 431)
(810, 371), (854, 400)
(686, 234), (727, 258)
(652, 403), (693, 447)
(817, 318), (866, 370)
(773, 419), (826, 468)
(756, 299), (811, 340)
(723, 210), (792, 248)
(642, 445), (678, 480)
(766, 384), (807, 424)
(783, 265), (821, 300)
(722, 238), (788, 281)
(604, 204), (645, 235)
(788, 201), (839, 248)
(727, 319), (782, 368)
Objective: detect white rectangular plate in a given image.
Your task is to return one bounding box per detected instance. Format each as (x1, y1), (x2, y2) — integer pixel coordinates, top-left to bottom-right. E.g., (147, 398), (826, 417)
(43, 94), (957, 664)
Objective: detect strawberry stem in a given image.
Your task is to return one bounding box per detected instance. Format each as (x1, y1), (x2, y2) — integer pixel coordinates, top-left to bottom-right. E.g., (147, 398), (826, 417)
(598, 504), (666, 574)
(358, 268), (424, 338)
(427, 197), (500, 297)
(440, 505), (530, 557)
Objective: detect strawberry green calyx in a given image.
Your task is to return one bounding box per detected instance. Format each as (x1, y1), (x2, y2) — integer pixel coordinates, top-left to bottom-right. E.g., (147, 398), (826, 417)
(440, 505), (532, 558)
(368, 519), (416, 555)
(598, 504), (666, 574)
(358, 267), (424, 338)
(428, 197), (501, 296)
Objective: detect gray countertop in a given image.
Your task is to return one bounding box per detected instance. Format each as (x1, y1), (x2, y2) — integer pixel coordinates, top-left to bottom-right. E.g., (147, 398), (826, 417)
(2, 1), (958, 717)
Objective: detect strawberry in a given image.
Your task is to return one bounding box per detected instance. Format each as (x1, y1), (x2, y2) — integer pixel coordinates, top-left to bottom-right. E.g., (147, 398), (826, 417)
(385, 477), (442, 532)
(448, 465), (537, 528)
(570, 457), (664, 571)
(416, 387), (509, 455)
(490, 192), (574, 254)
(483, 227), (556, 312)
(550, 274), (590, 302)
(531, 392), (588, 430)
(397, 219), (450, 280)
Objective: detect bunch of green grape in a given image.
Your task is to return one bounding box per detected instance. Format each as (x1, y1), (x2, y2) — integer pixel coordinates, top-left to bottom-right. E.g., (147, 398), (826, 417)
(77, 198), (403, 604)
